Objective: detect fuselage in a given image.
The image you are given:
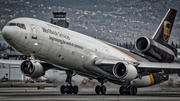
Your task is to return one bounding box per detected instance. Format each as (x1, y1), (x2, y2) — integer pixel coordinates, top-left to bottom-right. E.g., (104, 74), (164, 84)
(2, 17), (149, 80)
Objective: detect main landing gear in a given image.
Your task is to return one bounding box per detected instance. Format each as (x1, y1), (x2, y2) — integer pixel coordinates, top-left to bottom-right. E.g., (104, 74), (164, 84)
(119, 86), (137, 95)
(95, 78), (107, 94)
(60, 71), (78, 94)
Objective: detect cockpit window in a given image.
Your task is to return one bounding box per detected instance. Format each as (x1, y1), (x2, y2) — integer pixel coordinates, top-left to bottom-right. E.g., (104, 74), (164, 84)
(17, 23), (26, 29)
(6, 23), (16, 26)
(6, 23), (26, 30)
(10, 23), (17, 26)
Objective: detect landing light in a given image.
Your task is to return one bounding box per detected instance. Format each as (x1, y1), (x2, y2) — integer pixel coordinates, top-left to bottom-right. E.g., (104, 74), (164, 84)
(34, 42), (38, 46)
(82, 56), (84, 58)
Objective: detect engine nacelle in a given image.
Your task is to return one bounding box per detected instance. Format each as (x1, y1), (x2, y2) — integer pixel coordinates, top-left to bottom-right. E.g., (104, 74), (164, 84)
(132, 73), (168, 87)
(112, 62), (138, 81)
(20, 60), (45, 78)
(135, 36), (175, 62)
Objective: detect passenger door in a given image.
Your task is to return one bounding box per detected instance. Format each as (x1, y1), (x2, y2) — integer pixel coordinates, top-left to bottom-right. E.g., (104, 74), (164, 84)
(31, 24), (37, 39)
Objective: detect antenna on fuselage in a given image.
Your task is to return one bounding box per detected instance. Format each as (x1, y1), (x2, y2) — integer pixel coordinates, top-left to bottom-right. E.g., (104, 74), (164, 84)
(50, 12), (69, 28)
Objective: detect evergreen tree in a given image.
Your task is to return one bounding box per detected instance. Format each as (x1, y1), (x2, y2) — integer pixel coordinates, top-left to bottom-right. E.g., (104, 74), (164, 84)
(126, 42), (128, 49)
(119, 43), (122, 47)
(176, 44), (178, 48)
(171, 41), (174, 47)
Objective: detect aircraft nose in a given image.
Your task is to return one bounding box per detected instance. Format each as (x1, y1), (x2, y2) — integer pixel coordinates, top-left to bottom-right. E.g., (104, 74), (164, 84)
(2, 26), (14, 40)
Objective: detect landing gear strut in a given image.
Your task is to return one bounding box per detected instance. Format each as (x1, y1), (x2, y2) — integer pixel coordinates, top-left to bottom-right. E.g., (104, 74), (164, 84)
(95, 77), (107, 94)
(119, 86), (137, 95)
(60, 71), (78, 94)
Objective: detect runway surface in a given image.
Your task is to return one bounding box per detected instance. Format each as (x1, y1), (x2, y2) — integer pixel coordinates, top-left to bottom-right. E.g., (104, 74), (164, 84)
(0, 87), (180, 101)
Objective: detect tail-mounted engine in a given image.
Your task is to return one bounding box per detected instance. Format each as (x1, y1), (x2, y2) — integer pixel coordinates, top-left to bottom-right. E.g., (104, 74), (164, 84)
(112, 62), (138, 81)
(20, 60), (52, 78)
(135, 36), (176, 62)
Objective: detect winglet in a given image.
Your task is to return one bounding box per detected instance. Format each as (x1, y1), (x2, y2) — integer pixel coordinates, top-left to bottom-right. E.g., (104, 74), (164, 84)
(152, 8), (177, 44)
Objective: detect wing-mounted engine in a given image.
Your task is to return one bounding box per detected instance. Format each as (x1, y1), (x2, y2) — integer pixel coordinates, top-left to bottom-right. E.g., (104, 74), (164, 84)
(135, 36), (176, 62)
(95, 59), (138, 81)
(113, 62), (138, 81)
(20, 60), (53, 78)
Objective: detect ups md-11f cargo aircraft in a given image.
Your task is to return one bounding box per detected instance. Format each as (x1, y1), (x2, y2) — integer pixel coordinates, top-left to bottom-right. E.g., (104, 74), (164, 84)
(2, 8), (180, 95)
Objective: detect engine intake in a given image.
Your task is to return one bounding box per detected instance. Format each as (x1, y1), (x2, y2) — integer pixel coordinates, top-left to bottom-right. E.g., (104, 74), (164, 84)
(20, 60), (45, 78)
(135, 37), (150, 52)
(113, 62), (138, 80)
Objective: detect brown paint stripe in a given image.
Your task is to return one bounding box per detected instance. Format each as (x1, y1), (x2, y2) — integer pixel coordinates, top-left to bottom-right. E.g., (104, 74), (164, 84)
(149, 74), (155, 85)
(98, 40), (137, 62)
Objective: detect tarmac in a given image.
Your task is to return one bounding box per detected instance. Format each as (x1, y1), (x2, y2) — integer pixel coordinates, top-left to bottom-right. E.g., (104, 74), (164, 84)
(0, 86), (180, 101)
(0, 82), (56, 87)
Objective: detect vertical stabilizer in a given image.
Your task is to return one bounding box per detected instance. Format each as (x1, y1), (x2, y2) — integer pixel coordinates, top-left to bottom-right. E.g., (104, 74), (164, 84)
(152, 8), (177, 44)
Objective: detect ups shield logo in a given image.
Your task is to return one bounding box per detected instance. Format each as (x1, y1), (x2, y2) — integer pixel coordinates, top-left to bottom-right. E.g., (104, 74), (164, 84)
(163, 21), (171, 42)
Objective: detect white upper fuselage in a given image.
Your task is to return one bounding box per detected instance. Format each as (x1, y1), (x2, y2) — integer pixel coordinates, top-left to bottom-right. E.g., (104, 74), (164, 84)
(2, 17), (147, 79)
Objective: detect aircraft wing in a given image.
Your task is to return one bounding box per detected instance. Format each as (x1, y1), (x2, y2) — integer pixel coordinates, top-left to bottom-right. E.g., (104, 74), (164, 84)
(137, 62), (180, 70)
(95, 58), (180, 70)
(95, 58), (138, 66)
(0, 59), (68, 70)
